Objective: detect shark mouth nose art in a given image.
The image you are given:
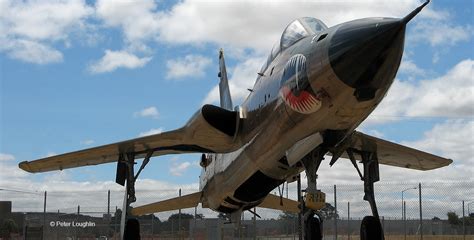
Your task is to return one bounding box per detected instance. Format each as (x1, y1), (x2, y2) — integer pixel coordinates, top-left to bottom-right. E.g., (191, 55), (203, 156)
(279, 54), (322, 114)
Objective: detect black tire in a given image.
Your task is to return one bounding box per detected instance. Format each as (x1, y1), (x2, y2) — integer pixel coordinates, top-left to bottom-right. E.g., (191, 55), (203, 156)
(304, 211), (322, 240)
(360, 216), (384, 240)
(124, 218), (141, 240)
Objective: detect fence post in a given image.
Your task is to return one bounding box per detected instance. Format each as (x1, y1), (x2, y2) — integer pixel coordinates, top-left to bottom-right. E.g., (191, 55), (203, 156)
(419, 182), (423, 240)
(463, 200), (466, 240)
(43, 191), (47, 240)
(347, 202), (350, 240)
(178, 188), (181, 237)
(297, 174), (302, 240)
(151, 213), (154, 240)
(254, 207), (257, 240)
(404, 201), (407, 240)
(108, 190), (111, 215)
(334, 184), (337, 240)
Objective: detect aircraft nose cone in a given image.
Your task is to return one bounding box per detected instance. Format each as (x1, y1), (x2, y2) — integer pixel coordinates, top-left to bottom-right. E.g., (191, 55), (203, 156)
(328, 18), (405, 101)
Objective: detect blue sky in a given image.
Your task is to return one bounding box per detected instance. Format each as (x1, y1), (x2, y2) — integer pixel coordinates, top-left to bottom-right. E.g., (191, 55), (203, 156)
(0, 0), (473, 206)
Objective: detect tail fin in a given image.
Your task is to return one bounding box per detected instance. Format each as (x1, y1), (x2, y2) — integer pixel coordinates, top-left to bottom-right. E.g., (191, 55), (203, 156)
(218, 48), (233, 110)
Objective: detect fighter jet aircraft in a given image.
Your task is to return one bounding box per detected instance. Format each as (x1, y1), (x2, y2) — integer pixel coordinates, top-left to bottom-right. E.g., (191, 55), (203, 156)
(19, 1), (451, 239)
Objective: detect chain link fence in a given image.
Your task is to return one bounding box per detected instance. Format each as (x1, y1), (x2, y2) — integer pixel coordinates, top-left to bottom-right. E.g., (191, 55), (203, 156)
(1, 181), (473, 239)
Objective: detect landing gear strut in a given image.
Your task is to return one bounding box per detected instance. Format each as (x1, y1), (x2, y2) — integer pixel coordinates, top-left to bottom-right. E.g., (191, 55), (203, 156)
(347, 148), (385, 240)
(116, 151), (153, 240)
(300, 147), (326, 240)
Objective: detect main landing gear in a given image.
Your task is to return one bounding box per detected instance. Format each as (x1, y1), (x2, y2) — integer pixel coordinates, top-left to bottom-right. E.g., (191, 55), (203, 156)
(347, 148), (385, 240)
(116, 151), (154, 240)
(300, 144), (385, 240)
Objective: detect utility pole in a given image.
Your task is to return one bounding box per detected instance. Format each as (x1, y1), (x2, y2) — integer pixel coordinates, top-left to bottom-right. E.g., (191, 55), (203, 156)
(419, 183), (423, 240)
(463, 201), (465, 240)
(334, 185), (337, 240)
(347, 202), (350, 240)
(178, 189), (182, 238)
(108, 190), (111, 215)
(43, 191), (47, 240)
(297, 174), (302, 240)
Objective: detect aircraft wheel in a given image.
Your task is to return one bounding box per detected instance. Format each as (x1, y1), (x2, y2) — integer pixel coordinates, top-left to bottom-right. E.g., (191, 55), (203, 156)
(360, 216), (383, 240)
(304, 211), (322, 240)
(124, 218), (141, 240)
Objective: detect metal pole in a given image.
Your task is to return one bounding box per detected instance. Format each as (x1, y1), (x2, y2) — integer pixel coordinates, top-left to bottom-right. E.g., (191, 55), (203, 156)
(253, 207), (257, 240)
(115, 206), (118, 240)
(347, 202), (350, 240)
(297, 174), (302, 240)
(404, 201), (407, 240)
(402, 191), (404, 222)
(178, 189), (182, 237)
(463, 200), (465, 240)
(151, 213), (154, 240)
(108, 190), (111, 215)
(418, 182), (423, 240)
(194, 206), (197, 239)
(334, 184), (337, 240)
(43, 191), (47, 240)
(77, 205), (80, 240)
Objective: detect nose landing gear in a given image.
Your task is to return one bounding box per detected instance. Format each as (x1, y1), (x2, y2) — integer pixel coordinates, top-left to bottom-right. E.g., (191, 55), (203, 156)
(300, 147), (326, 240)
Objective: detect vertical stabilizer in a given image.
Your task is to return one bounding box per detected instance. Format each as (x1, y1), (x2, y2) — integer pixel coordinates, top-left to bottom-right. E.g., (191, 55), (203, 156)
(218, 49), (233, 110)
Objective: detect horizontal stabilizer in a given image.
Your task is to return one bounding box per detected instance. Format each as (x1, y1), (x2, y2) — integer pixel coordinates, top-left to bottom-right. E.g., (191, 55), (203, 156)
(131, 192), (202, 216)
(342, 131), (453, 170)
(258, 194), (299, 214)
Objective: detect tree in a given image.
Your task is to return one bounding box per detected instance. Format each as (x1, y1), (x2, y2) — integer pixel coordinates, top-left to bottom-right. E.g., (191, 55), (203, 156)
(447, 211), (461, 225)
(217, 213), (227, 219)
(278, 211), (297, 220)
(319, 203), (339, 220)
(0, 219), (19, 239)
(168, 213), (194, 221)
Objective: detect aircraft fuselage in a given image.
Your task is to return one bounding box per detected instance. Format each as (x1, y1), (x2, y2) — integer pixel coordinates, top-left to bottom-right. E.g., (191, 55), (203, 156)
(199, 17), (406, 214)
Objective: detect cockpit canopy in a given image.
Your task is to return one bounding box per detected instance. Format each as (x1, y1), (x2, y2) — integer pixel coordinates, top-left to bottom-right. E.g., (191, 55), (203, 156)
(260, 17), (328, 73)
(281, 17), (327, 49)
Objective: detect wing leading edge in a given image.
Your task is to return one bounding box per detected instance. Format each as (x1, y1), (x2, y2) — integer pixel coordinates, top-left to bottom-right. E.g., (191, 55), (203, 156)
(341, 131), (453, 171)
(19, 104), (241, 173)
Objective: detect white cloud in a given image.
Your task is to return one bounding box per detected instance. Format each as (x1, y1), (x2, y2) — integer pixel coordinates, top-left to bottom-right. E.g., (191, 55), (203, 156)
(134, 106), (160, 119)
(80, 139), (95, 145)
(4, 39), (63, 64)
(203, 56), (264, 105)
(166, 55), (211, 80)
(0, 153), (28, 181)
(138, 128), (164, 137)
(169, 161), (191, 176)
(405, 59), (474, 117)
(402, 119), (474, 167)
(0, 153), (15, 161)
(95, 0), (159, 43)
(0, 0), (92, 64)
(365, 59), (474, 125)
(45, 152), (57, 157)
(2, 0), (92, 41)
(155, 0), (442, 52)
(88, 50), (152, 73)
(410, 21), (472, 47)
(399, 59), (426, 78)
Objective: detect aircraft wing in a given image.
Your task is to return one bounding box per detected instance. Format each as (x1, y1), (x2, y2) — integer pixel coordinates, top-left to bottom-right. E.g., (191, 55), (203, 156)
(130, 192), (202, 216)
(340, 131), (453, 170)
(258, 194), (299, 214)
(19, 105), (241, 173)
